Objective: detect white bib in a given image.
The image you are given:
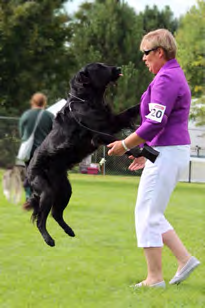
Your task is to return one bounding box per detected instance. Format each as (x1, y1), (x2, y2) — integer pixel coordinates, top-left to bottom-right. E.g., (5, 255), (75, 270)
(145, 103), (166, 123)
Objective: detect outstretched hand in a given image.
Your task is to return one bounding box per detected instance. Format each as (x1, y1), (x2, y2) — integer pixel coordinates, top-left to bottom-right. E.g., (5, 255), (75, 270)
(128, 156), (146, 171)
(107, 141), (126, 156)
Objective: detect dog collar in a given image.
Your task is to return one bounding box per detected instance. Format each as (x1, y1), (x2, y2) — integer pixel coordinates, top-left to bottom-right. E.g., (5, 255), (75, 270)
(69, 93), (86, 102)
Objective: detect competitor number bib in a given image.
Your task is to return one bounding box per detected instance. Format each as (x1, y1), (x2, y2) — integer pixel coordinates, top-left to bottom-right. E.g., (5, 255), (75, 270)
(145, 103), (166, 123)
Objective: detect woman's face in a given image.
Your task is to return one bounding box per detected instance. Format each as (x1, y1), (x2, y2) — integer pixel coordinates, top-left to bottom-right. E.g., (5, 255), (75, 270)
(142, 43), (167, 75)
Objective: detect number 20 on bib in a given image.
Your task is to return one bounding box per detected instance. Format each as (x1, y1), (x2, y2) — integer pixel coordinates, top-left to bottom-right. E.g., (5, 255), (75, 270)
(145, 103), (166, 123)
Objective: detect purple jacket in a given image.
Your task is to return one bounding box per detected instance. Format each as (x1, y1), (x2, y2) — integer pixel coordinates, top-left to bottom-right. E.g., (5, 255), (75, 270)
(136, 59), (191, 146)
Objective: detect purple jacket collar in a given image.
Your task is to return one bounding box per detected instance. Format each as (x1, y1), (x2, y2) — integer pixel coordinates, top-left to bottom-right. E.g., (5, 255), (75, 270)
(159, 58), (180, 73)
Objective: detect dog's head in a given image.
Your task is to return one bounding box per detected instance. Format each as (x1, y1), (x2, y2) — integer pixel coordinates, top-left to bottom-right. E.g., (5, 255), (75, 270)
(70, 62), (122, 92)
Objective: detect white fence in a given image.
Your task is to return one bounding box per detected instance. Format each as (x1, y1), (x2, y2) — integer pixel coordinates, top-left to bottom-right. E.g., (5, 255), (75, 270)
(179, 157), (205, 183)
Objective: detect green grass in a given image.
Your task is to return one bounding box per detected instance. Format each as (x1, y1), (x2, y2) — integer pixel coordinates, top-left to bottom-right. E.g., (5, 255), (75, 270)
(0, 171), (204, 308)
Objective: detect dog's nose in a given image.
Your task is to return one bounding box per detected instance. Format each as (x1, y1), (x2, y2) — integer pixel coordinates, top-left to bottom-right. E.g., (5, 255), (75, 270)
(116, 67), (123, 76)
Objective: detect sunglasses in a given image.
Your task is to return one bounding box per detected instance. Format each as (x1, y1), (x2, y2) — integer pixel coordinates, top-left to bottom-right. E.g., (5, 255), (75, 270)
(143, 47), (159, 56)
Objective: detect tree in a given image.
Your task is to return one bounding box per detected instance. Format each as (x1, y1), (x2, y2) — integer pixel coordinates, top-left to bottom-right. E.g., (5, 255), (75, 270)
(68, 0), (147, 113)
(68, 0), (179, 113)
(0, 0), (73, 115)
(0, 0), (180, 116)
(139, 4), (179, 34)
(175, 0), (205, 125)
(190, 96), (205, 126)
(175, 0), (205, 98)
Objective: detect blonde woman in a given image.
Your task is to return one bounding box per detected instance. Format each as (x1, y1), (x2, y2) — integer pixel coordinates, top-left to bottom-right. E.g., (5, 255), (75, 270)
(108, 29), (200, 288)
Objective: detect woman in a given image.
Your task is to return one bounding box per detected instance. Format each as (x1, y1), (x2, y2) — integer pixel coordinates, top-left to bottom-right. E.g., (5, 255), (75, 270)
(19, 92), (54, 202)
(107, 29), (200, 288)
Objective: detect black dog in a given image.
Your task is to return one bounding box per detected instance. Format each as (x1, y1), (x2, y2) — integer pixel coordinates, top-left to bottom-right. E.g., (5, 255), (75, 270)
(26, 62), (158, 247)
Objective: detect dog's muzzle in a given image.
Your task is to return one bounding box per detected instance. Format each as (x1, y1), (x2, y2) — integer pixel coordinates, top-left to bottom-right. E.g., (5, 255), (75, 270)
(111, 66), (122, 81)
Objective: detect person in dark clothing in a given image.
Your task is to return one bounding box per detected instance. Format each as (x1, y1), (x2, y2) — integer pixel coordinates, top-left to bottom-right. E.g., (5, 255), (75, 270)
(19, 92), (54, 202)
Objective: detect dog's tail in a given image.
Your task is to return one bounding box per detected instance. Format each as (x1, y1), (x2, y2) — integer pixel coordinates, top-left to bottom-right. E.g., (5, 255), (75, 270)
(23, 194), (40, 223)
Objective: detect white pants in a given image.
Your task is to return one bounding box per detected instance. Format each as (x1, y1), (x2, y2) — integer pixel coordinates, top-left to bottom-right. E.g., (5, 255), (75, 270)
(135, 145), (190, 247)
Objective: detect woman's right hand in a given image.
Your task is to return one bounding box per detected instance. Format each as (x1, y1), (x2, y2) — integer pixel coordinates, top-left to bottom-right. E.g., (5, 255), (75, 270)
(128, 156), (146, 171)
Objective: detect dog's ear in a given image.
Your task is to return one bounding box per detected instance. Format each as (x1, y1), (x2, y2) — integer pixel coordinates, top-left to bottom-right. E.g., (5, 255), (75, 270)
(77, 70), (90, 85)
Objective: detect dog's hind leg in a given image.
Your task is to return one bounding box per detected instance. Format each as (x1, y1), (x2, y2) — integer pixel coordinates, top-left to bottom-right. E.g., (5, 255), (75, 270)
(52, 175), (75, 238)
(37, 188), (56, 247)
(31, 175), (56, 247)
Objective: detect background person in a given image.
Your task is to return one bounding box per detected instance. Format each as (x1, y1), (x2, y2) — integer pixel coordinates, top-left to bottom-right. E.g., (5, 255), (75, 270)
(107, 29), (200, 288)
(19, 92), (54, 202)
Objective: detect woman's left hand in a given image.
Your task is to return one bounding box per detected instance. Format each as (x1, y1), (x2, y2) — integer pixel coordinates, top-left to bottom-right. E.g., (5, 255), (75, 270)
(128, 156), (146, 170)
(107, 140), (126, 156)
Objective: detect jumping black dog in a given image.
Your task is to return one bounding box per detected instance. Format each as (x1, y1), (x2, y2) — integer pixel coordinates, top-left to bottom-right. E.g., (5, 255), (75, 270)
(26, 62), (158, 247)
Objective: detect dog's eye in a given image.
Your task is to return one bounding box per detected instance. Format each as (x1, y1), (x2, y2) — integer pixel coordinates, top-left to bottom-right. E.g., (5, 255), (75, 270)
(78, 71), (90, 84)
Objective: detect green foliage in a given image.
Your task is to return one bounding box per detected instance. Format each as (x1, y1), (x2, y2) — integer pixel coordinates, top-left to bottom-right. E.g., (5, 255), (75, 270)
(190, 96), (205, 126)
(0, 0), (73, 115)
(68, 0), (146, 111)
(0, 0), (182, 117)
(175, 0), (205, 126)
(0, 118), (20, 168)
(175, 0), (205, 98)
(69, 0), (143, 67)
(69, 0), (178, 112)
(0, 173), (204, 307)
(139, 4), (179, 34)
(111, 62), (146, 112)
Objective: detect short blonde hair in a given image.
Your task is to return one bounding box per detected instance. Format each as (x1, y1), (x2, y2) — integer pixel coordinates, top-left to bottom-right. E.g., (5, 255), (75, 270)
(30, 92), (47, 108)
(140, 29), (177, 60)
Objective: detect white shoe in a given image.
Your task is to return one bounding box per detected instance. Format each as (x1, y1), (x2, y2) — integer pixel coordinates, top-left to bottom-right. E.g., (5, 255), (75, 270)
(133, 281), (166, 288)
(169, 256), (201, 285)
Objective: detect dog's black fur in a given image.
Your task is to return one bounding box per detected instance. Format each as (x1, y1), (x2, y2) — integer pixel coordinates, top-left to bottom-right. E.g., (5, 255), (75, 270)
(27, 63), (142, 247)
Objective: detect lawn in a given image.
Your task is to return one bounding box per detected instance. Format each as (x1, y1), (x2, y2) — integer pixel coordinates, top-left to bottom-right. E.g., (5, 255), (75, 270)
(0, 172), (204, 308)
